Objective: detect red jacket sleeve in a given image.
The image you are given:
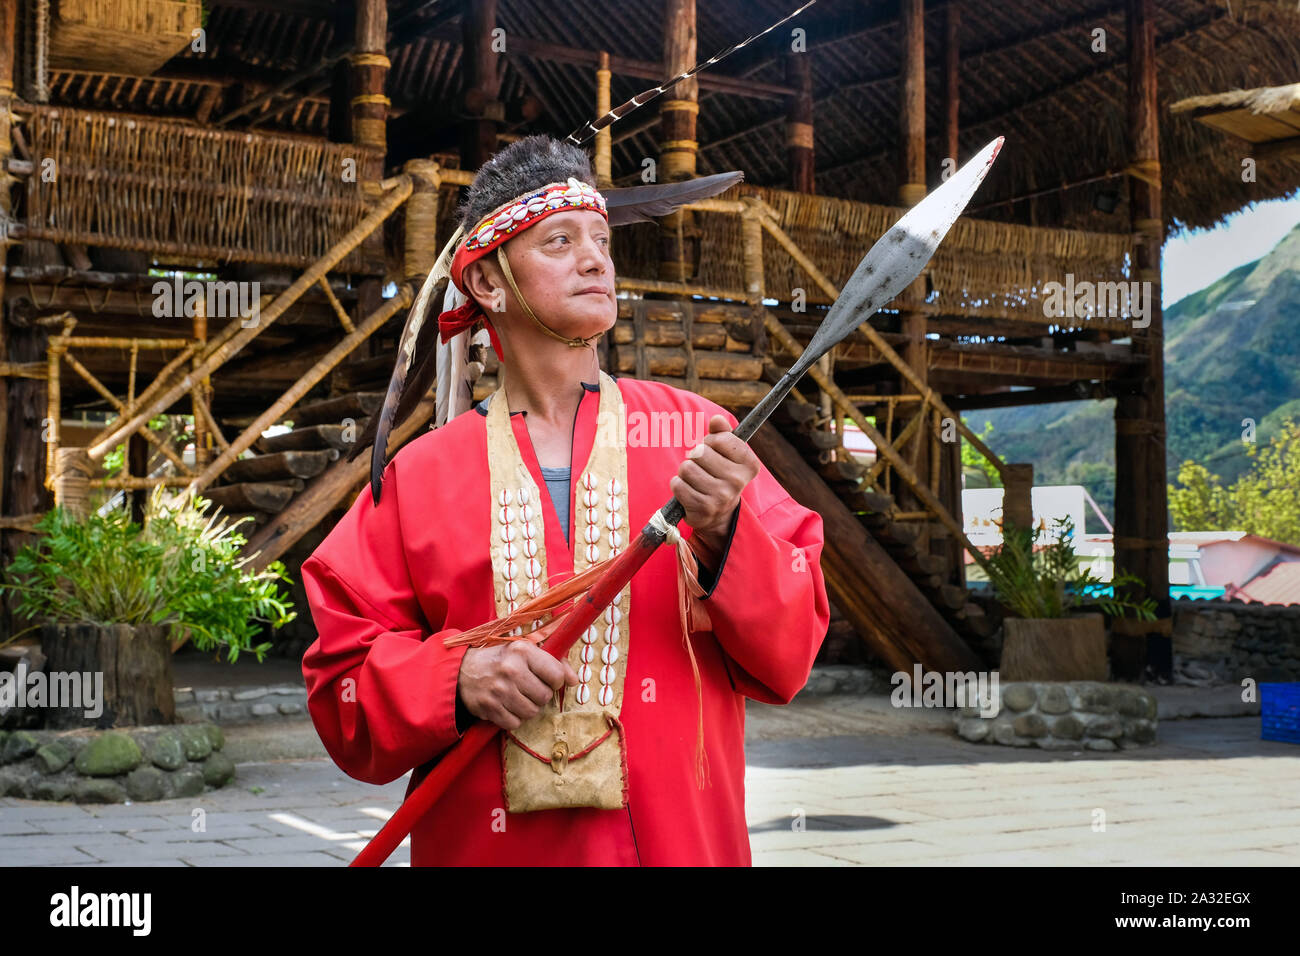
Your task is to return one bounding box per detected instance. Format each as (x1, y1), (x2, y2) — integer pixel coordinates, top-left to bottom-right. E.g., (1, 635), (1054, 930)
(300, 466), (470, 786)
(694, 412), (830, 705)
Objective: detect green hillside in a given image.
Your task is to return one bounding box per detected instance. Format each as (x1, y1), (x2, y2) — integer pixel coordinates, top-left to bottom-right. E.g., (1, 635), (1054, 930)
(968, 221), (1300, 525)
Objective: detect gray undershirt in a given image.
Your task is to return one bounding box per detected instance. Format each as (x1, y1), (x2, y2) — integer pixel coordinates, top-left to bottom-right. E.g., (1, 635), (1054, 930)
(539, 465), (571, 544)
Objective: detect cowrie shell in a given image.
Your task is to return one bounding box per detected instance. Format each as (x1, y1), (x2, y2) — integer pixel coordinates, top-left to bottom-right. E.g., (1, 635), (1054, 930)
(582, 625), (599, 645)
(576, 684), (591, 705)
(580, 644), (596, 663)
(601, 644), (619, 665)
(598, 685), (614, 707)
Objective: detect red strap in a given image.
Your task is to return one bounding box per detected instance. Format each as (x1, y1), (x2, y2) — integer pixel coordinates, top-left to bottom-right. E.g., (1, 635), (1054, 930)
(436, 300), (505, 361)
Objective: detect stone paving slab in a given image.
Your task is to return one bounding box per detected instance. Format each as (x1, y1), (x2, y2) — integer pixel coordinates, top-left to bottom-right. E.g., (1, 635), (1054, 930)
(1, 697), (1297, 866)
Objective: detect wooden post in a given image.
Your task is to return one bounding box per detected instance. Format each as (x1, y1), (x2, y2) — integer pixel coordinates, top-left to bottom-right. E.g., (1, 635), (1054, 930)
(128, 432), (148, 523)
(403, 159), (441, 282)
(595, 52), (613, 189)
(739, 197), (766, 357)
(1002, 463), (1034, 533)
(785, 51), (814, 194)
(191, 302), (210, 469)
(943, 2), (961, 170)
(897, 0), (930, 535)
(1113, 0), (1171, 680)
(659, 0), (699, 282)
(0, 0), (17, 589)
(351, 0), (390, 161)
(461, 0), (502, 169)
(2, 302), (52, 637)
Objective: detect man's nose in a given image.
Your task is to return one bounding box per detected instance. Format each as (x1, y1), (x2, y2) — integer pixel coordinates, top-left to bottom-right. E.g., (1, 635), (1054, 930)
(575, 234), (607, 272)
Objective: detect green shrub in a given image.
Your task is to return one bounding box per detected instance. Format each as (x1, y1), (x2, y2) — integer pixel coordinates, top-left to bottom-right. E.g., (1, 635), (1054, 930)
(984, 515), (1157, 621)
(1, 488), (294, 662)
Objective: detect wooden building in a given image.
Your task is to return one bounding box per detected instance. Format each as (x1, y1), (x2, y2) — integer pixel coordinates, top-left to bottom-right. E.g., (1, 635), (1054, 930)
(1, 0), (1297, 679)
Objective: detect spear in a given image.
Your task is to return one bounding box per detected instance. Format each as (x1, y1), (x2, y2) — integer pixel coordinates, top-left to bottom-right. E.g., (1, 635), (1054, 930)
(350, 135), (1005, 867)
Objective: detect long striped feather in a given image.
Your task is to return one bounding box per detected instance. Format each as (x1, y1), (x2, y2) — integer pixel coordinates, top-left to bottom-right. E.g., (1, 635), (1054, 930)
(365, 225), (463, 504)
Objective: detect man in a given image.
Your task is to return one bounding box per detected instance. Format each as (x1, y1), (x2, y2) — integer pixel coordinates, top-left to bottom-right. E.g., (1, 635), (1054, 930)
(301, 135), (828, 865)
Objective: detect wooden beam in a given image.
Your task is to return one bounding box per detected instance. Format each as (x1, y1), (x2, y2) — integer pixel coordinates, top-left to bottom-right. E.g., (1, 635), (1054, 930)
(948, 382), (1108, 410)
(659, 0), (699, 283)
(750, 421), (980, 673)
(705, 0), (1127, 159)
(243, 395), (437, 570)
(943, 2), (960, 170)
(1112, 0), (1170, 681)
(785, 51), (814, 193)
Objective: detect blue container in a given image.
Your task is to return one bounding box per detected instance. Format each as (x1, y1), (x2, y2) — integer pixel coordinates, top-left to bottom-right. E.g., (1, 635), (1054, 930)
(1261, 683), (1300, 745)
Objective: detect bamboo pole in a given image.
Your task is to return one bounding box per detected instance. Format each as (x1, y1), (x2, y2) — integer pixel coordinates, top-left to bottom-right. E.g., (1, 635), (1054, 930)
(83, 340), (199, 451)
(192, 391), (231, 456)
(61, 350), (193, 476)
(88, 176), (414, 462)
(595, 52), (612, 188)
(318, 276), (355, 333)
(763, 308), (988, 570)
(184, 285), (415, 495)
(756, 211), (1006, 480)
(191, 300), (210, 468)
(43, 343), (61, 492)
(616, 277), (745, 300)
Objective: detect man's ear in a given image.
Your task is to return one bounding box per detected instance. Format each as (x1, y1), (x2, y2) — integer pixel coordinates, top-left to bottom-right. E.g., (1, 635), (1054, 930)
(462, 259), (507, 314)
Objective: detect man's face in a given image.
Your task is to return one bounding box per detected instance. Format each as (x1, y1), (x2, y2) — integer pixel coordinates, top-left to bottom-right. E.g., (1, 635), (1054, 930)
(474, 209), (617, 343)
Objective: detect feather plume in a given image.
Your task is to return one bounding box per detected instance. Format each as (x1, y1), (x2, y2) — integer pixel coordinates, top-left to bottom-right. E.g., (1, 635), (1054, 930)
(604, 171), (744, 226)
(363, 225), (463, 504)
(565, 0), (818, 146)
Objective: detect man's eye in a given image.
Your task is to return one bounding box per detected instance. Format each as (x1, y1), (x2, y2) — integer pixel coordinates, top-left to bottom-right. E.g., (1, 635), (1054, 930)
(549, 234), (569, 245)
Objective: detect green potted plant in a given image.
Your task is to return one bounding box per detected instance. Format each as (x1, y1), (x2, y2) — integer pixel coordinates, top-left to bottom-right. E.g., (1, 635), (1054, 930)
(1, 488), (295, 728)
(984, 516), (1156, 681)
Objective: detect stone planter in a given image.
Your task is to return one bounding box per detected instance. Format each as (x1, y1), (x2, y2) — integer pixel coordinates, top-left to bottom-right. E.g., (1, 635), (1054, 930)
(40, 622), (175, 729)
(0, 722), (233, 802)
(1000, 613), (1107, 682)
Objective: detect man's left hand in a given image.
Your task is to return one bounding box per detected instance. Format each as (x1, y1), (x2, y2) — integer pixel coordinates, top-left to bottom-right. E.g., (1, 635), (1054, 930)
(670, 414), (760, 559)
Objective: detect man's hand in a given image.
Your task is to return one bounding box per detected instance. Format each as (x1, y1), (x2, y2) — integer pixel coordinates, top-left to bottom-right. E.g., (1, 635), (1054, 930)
(670, 414), (760, 563)
(457, 642), (579, 731)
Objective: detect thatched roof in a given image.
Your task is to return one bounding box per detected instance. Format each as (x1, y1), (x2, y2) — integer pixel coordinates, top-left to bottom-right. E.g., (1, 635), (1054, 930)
(1171, 81), (1300, 144)
(31, 0), (1300, 236)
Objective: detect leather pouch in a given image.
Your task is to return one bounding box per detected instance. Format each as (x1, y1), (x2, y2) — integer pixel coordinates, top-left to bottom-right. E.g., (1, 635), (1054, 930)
(502, 708), (628, 812)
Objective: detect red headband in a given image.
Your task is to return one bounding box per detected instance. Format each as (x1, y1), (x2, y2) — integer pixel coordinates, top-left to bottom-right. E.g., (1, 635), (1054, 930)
(438, 178), (608, 360)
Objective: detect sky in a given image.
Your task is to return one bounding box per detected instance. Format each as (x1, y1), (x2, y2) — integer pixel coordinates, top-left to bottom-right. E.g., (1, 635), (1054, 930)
(1162, 190), (1300, 309)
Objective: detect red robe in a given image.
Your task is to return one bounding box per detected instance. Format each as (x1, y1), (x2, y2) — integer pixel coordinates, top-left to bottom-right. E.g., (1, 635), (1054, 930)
(300, 377), (829, 865)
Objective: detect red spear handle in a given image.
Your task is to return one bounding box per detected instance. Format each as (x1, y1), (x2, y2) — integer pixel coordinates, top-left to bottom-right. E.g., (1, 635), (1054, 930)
(349, 505), (678, 866)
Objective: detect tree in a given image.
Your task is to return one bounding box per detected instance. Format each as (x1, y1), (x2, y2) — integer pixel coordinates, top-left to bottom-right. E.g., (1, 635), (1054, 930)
(961, 419), (1002, 487)
(1168, 419), (1300, 546)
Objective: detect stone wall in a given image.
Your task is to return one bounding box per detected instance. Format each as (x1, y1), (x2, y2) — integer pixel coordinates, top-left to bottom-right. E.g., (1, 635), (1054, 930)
(955, 681), (1157, 751)
(175, 684), (307, 723)
(1173, 599), (1300, 685)
(0, 722), (234, 802)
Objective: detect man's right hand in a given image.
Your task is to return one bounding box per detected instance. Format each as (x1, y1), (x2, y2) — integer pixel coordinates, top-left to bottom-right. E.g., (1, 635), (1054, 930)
(457, 642), (579, 731)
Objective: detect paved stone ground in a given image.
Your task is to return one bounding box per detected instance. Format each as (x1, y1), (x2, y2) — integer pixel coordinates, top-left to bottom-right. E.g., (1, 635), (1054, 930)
(2, 695), (1297, 866)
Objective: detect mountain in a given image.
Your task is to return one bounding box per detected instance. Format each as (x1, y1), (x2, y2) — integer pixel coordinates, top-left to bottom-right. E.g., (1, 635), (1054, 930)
(966, 221), (1300, 526)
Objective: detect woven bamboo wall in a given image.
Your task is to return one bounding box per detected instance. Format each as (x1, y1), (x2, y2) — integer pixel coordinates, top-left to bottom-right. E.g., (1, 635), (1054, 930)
(22, 106), (385, 271)
(613, 184), (1137, 332)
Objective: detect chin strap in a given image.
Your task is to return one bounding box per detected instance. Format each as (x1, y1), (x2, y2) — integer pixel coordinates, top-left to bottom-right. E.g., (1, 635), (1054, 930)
(495, 246), (604, 350)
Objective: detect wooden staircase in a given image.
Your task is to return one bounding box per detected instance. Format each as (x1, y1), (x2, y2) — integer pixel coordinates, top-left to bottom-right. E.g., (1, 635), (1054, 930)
(204, 391), (385, 539)
(763, 394), (1000, 670)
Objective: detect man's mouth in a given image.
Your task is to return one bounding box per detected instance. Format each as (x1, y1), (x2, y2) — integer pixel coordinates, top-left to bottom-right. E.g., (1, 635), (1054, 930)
(576, 287), (611, 296)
